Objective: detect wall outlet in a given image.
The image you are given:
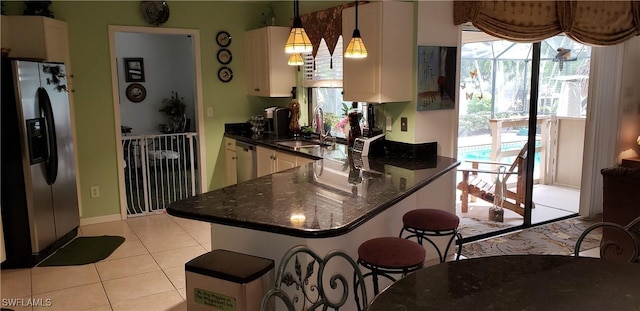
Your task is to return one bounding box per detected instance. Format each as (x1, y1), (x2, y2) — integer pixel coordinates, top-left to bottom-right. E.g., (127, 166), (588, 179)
(401, 117), (408, 132)
(386, 117), (392, 131)
(90, 186), (100, 198)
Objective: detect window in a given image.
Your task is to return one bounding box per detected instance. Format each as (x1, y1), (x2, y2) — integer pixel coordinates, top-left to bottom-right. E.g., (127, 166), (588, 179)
(304, 37), (351, 139)
(459, 34), (591, 137)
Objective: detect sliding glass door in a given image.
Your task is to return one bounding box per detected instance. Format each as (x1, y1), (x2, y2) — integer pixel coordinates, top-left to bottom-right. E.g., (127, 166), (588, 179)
(457, 32), (591, 241)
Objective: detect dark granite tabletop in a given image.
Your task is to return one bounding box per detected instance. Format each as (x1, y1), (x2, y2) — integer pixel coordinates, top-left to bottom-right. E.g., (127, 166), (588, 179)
(367, 255), (640, 311)
(166, 134), (459, 238)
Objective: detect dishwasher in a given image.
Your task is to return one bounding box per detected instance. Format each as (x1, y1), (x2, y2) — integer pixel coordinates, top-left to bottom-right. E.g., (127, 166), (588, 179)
(235, 141), (257, 183)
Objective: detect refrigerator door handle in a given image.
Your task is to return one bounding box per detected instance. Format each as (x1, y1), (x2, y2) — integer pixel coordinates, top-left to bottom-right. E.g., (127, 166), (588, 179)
(38, 87), (58, 185)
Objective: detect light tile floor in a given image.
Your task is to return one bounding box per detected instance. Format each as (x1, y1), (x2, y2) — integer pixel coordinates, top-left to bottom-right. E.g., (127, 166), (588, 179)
(1, 213), (211, 311)
(2, 212), (600, 311)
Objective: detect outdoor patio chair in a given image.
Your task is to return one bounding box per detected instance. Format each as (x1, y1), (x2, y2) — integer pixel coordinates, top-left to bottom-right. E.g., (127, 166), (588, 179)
(456, 143), (532, 219)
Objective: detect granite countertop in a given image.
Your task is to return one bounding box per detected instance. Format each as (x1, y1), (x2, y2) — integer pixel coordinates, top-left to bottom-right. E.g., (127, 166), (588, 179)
(224, 132), (333, 160)
(367, 255), (640, 310)
(167, 133), (459, 238)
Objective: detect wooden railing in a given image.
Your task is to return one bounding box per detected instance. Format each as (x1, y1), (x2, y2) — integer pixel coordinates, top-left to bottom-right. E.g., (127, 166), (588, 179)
(489, 116), (551, 184)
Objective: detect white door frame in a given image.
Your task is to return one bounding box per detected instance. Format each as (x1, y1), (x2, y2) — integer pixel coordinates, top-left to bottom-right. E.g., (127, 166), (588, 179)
(108, 25), (207, 219)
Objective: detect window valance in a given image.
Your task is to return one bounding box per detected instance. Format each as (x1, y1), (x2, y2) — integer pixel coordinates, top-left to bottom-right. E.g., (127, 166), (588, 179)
(299, 2), (366, 57)
(453, 1), (640, 46)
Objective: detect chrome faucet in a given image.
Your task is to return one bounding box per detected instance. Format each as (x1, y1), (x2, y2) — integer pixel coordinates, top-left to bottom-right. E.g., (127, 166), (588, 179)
(313, 106), (329, 144)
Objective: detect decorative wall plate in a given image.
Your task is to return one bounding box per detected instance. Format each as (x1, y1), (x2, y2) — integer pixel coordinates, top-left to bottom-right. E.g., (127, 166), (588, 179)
(216, 31), (231, 47)
(217, 67), (233, 83)
(126, 83), (147, 102)
(140, 1), (170, 26)
(217, 48), (232, 64)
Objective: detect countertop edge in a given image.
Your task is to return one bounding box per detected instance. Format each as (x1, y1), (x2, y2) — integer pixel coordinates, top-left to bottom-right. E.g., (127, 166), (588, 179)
(225, 133), (322, 160)
(166, 159), (460, 239)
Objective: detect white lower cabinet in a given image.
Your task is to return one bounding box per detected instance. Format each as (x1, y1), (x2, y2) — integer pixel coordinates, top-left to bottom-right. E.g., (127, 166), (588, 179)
(297, 156), (314, 166)
(224, 138), (237, 186)
(256, 146), (314, 178)
(256, 146), (276, 178)
(275, 151), (296, 172)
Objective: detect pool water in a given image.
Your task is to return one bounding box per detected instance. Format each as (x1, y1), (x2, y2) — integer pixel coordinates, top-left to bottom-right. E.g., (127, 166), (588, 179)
(458, 143), (541, 177)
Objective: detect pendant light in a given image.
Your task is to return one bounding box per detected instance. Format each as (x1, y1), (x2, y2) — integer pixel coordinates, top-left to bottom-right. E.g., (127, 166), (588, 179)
(287, 53), (304, 66)
(344, 1), (367, 59)
(284, 0), (312, 54)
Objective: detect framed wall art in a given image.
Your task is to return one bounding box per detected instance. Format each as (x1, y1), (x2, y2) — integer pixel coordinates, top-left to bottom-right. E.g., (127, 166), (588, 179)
(124, 58), (145, 82)
(417, 46), (457, 111)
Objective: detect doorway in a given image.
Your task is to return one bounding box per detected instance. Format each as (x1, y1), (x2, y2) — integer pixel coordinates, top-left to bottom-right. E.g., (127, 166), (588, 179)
(108, 26), (206, 219)
(456, 31), (591, 240)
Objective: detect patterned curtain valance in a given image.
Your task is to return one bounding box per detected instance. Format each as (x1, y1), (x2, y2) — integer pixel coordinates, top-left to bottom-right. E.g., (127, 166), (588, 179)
(453, 1), (640, 46)
(299, 2), (366, 57)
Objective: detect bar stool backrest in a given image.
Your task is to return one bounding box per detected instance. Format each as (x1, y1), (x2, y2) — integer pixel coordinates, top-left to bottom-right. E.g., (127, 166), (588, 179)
(259, 245), (368, 311)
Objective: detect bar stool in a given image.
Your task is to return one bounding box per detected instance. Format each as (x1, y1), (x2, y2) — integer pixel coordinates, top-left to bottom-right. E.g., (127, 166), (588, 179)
(356, 237), (426, 295)
(399, 209), (463, 262)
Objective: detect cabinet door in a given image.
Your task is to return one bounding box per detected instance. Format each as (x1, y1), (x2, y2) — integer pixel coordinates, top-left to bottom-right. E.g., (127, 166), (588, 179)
(256, 146), (276, 177)
(342, 2), (413, 103)
(225, 149), (237, 186)
(275, 151), (297, 172)
(6, 16), (69, 63)
(245, 29), (267, 96)
(224, 137), (236, 151)
(244, 27), (294, 97)
(265, 27), (295, 97)
(297, 156), (314, 167)
(342, 2), (381, 102)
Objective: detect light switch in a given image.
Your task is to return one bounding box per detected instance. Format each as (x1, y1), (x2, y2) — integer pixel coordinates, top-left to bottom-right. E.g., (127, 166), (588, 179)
(206, 107), (213, 117)
(401, 117), (408, 132)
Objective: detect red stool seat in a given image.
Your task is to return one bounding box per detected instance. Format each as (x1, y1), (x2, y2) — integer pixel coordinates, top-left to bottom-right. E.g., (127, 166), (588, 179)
(358, 237), (426, 269)
(399, 208), (463, 263)
(357, 237), (426, 295)
(402, 209), (460, 231)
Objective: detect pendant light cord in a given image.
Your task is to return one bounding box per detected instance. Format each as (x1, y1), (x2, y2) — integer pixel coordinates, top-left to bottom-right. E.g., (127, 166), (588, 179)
(355, 1), (359, 30)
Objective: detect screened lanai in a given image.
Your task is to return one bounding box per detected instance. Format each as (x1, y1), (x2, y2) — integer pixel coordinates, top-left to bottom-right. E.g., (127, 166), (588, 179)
(456, 31), (592, 239)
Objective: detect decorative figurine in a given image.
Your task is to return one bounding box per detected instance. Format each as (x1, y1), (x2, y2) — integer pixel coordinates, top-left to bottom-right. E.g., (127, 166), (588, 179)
(289, 87), (301, 136)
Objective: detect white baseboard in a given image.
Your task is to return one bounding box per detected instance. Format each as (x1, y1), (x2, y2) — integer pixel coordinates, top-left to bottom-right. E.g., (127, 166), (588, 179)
(80, 214), (124, 226)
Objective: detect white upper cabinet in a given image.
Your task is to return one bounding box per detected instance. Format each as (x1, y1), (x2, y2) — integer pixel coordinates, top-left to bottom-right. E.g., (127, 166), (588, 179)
(342, 1), (414, 103)
(5, 16), (71, 64)
(244, 26), (295, 97)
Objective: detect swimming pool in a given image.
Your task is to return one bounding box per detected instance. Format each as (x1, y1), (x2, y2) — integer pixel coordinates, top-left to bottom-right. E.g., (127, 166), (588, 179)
(458, 142), (541, 177)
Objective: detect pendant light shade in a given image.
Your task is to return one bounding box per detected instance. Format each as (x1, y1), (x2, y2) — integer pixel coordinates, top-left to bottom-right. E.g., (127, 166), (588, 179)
(285, 0), (312, 54)
(287, 53), (304, 66)
(345, 29), (368, 58)
(345, 1), (367, 59)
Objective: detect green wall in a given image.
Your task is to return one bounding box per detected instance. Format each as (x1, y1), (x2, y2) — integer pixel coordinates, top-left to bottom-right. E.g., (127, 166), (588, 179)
(42, 1), (287, 218)
(4, 0), (416, 219)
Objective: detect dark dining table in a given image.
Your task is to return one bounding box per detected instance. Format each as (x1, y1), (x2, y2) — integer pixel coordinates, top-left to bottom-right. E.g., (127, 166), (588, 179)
(367, 255), (640, 311)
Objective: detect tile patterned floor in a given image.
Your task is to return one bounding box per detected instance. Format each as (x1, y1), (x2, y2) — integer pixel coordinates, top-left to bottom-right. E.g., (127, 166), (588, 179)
(1, 212), (600, 311)
(1, 213), (211, 311)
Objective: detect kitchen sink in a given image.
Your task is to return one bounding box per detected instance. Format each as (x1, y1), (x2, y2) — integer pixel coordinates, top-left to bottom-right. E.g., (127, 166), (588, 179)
(274, 139), (321, 149)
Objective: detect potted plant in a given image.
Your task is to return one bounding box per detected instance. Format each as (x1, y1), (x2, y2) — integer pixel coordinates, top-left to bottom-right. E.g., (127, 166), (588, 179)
(159, 91), (186, 133)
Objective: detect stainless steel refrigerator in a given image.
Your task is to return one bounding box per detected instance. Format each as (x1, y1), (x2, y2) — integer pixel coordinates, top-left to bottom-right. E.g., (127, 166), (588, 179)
(1, 59), (79, 268)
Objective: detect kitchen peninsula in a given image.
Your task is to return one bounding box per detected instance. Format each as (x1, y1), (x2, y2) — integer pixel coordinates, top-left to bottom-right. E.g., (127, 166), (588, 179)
(167, 134), (459, 270)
